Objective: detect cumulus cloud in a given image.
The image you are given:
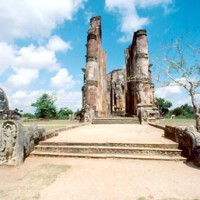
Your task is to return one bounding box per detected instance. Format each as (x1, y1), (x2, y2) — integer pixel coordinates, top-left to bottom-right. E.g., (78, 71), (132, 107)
(0, 1), (85, 113)
(155, 85), (182, 98)
(47, 35), (72, 52)
(6, 69), (39, 89)
(50, 68), (75, 89)
(56, 89), (82, 110)
(0, 42), (15, 74)
(9, 89), (82, 113)
(0, 36), (73, 89)
(9, 90), (45, 112)
(0, 0), (87, 41)
(15, 44), (60, 71)
(155, 85), (191, 108)
(105, 0), (173, 42)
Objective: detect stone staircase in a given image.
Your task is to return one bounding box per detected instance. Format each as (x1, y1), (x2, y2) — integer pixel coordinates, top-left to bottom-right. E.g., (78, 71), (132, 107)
(92, 117), (140, 124)
(31, 141), (186, 161)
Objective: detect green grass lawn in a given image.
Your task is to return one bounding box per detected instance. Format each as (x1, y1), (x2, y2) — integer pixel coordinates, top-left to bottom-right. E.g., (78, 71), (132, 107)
(0, 119), (81, 131)
(156, 118), (195, 127)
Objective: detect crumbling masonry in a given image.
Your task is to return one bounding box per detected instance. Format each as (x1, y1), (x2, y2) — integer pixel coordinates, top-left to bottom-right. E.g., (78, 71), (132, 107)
(125, 30), (158, 121)
(82, 16), (158, 122)
(82, 16), (107, 121)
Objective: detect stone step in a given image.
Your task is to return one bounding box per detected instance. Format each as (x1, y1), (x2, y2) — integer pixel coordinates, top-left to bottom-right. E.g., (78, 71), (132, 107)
(39, 141), (179, 149)
(92, 117), (140, 124)
(30, 151), (186, 161)
(34, 145), (182, 157)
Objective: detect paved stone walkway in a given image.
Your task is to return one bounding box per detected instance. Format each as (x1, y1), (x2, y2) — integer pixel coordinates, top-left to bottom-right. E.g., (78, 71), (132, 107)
(47, 124), (176, 144)
(0, 124), (200, 200)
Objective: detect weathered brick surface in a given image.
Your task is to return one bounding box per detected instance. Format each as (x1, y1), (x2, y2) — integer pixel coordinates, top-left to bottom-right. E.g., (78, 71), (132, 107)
(165, 125), (200, 166)
(82, 17), (158, 121)
(82, 16), (107, 120)
(125, 30), (158, 117)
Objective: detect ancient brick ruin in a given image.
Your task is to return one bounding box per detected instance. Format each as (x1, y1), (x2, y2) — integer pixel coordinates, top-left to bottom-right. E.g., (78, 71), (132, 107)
(82, 16), (107, 121)
(125, 30), (158, 122)
(82, 16), (158, 122)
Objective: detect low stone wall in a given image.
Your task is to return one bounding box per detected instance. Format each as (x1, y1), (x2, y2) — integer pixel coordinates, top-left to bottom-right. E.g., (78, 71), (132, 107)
(164, 125), (200, 167)
(41, 123), (89, 141)
(148, 122), (165, 130)
(0, 121), (89, 166)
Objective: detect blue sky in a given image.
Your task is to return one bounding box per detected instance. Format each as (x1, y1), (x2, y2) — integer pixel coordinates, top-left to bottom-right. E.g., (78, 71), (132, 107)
(0, 0), (199, 113)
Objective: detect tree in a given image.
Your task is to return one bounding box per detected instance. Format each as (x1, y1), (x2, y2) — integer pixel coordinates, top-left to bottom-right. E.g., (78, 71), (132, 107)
(56, 107), (73, 119)
(156, 36), (200, 128)
(31, 93), (57, 119)
(74, 109), (81, 116)
(171, 104), (194, 118)
(156, 97), (172, 116)
(22, 113), (35, 119)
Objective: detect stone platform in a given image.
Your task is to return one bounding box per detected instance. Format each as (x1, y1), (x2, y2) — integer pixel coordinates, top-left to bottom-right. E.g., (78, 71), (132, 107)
(31, 124), (186, 161)
(92, 117), (140, 124)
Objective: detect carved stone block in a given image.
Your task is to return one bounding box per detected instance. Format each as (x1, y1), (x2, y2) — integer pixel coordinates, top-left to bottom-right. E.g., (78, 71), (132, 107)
(0, 120), (45, 166)
(0, 120), (24, 166)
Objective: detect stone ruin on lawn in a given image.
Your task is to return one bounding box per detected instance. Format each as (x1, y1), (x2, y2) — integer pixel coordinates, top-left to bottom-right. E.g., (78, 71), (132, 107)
(0, 88), (45, 166)
(81, 16), (159, 123)
(80, 16), (200, 167)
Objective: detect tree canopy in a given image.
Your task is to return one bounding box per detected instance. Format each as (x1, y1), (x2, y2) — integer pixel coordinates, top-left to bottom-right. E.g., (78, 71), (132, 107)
(56, 107), (73, 119)
(156, 97), (172, 116)
(171, 104), (195, 118)
(31, 93), (57, 119)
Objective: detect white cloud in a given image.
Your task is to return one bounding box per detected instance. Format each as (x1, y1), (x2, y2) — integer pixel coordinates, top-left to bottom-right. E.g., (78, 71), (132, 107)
(56, 90), (82, 111)
(9, 90), (45, 112)
(155, 85), (182, 98)
(15, 44), (59, 71)
(50, 68), (75, 89)
(6, 68), (39, 89)
(155, 86), (192, 108)
(9, 89), (82, 113)
(0, 42), (15, 74)
(47, 35), (72, 52)
(0, 0), (87, 41)
(0, 42), (59, 77)
(0, 35), (74, 88)
(0, 0), (85, 113)
(105, 0), (173, 42)
(84, 11), (94, 23)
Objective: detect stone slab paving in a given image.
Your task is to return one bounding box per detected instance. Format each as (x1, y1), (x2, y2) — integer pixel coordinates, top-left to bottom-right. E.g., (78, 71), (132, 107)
(46, 124), (176, 144)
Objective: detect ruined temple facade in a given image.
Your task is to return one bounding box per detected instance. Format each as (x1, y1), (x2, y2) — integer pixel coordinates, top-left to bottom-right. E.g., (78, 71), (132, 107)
(125, 30), (158, 119)
(82, 16), (158, 122)
(82, 16), (107, 120)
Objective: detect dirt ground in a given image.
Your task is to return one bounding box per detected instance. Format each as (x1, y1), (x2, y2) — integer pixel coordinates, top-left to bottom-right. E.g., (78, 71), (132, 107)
(0, 124), (200, 200)
(0, 157), (200, 200)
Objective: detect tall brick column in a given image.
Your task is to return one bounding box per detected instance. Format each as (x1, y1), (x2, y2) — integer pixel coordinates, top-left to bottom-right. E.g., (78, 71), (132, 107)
(125, 30), (158, 122)
(82, 16), (107, 121)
